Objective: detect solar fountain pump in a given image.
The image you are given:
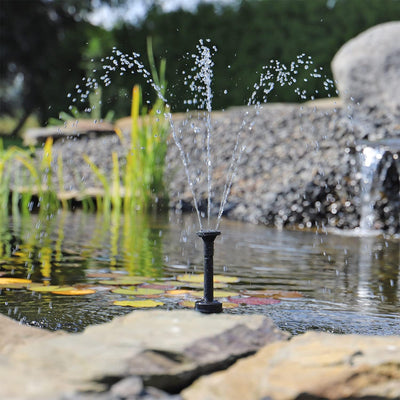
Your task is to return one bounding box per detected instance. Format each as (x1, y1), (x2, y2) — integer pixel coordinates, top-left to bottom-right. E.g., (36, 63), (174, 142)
(195, 230), (223, 314)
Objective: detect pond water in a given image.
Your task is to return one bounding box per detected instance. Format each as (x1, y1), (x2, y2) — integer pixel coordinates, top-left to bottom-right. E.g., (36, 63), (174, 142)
(1, 210), (399, 335)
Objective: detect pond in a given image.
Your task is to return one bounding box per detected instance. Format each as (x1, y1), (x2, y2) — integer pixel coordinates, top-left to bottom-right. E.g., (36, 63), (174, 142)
(0, 210), (399, 335)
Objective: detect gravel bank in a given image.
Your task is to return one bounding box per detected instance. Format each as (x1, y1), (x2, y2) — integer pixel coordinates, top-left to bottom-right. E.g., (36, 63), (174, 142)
(30, 98), (399, 234)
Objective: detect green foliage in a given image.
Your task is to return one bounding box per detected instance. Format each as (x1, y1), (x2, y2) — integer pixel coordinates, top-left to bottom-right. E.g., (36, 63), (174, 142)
(2, 0), (400, 129)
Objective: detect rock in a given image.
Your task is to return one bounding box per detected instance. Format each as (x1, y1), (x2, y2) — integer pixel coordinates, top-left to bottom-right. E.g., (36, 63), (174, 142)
(0, 310), (286, 399)
(331, 21), (400, 120)
(23, 119), (115, 145)
(182, 331), (400, 400)
(0, 314), (62, 355)
(110, 376), (144, 398)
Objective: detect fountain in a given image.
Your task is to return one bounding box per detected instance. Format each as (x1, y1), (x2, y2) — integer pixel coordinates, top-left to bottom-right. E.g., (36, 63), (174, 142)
(1, 31), (400, 335)
(60, 39), (395, 313)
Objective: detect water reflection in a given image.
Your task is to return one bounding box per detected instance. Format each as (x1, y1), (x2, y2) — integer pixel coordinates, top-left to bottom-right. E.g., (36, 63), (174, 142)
(0, 210), (399, 334)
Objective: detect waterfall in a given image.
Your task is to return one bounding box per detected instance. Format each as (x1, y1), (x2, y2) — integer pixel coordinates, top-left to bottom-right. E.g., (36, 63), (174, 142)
(357, 139), (400, 232)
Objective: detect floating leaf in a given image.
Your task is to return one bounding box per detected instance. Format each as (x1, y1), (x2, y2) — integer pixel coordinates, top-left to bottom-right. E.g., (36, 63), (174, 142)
(111, 287), (164, 296)
(51, 288), (96, 296)
(240, 289), (303, 299)
(222, 302), (240, 309)
(139, 283), (177, 290)
(174, 281), (228, 289)
(177, 274), (239, 284)
(113, 299), (164, 308)
(165, 289), (196, 296)
(86, 272), (125, 278)
(178, 300), (196, 308)
(98, 276), (150, 286)
(0, 277), (32, 285)
(228, 296), (281, 305)
(190, 290), (239, 298)
(27, 284), (74, 292)
(0, 283), (30, 289)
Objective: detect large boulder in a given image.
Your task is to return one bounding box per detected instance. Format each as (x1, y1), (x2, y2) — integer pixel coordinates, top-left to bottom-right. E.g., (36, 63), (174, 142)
(331, 21), (400, 120)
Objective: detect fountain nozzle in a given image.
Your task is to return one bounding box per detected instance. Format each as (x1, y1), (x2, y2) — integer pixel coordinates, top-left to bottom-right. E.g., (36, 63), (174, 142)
(195, 230), (223, 314)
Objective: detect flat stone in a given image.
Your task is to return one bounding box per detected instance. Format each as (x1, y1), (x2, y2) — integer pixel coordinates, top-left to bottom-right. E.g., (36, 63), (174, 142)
(23, 119), (115, 145)
(0, 310), (286, 400)
(182, 331), (400, 400)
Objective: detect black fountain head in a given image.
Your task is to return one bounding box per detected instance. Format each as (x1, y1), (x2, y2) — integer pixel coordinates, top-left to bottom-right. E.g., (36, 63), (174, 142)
(195, 230), (223, 314)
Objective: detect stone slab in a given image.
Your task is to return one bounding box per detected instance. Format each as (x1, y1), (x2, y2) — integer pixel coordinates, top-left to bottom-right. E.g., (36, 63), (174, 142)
(23, 119), (115, 145)
(182, 331), (400, 400)
(0, 310), (286, 399)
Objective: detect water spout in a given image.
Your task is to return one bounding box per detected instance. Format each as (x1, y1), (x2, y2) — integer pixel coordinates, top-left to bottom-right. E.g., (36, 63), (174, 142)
(195, 230), (223, 314)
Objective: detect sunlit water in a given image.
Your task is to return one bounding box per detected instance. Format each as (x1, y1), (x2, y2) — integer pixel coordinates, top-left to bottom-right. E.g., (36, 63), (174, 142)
(1, 210), (399, 335)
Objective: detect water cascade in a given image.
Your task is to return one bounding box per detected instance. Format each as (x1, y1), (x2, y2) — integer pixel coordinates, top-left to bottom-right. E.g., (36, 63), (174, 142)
(357, 139), (400, 232)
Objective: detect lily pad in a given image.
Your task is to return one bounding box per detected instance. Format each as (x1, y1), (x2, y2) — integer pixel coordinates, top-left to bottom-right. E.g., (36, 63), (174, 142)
(177, 274), (239, 284)
(139, 283), (177, 290)
(173, 281), (228, 289)
(190, 290), (239, 298)
(0, 277), (32, 285)
(113, 299), (164, 308)
(0, 283), (30, 289)
(240, 289), (303, 299)
(27, 284), (74, 292)
(86, 272), (125, 278)
(51, 288), (96, 296)
(98, 276), (150, 286)
(228, 296), (281, 305)
(111, 287), (164, 296)
(165, 289), (197, 296)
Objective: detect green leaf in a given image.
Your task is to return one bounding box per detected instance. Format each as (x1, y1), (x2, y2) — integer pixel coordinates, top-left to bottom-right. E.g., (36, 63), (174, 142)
(111, 287), (164, 296)
(27, 284), (75, 292)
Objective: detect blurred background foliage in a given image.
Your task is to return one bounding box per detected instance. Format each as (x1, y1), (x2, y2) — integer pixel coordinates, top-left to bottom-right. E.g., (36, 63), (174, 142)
(1, 0), (400, 137)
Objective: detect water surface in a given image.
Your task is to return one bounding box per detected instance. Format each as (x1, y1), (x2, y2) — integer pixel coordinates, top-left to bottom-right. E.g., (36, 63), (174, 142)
(1, 210), (399, 335)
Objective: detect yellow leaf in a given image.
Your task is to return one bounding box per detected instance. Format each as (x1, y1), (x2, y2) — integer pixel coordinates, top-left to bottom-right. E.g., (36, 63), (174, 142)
(0, 277), (32, 284)
(190, 290), (239, 298)
(51, 288), (96, 296)
(111, 287), (164, 296)
(165, 289), (195, 296)
(113, 299), (163, 308)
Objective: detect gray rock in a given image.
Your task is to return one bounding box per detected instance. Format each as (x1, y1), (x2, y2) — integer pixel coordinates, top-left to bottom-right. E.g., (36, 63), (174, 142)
(331, 21), (400, 120)
(110, 376), (144, 398)
(0, 310), (286, 399)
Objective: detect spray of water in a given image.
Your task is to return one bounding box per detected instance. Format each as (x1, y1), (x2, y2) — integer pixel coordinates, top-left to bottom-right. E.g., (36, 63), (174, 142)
(67, 42), (335, 232)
